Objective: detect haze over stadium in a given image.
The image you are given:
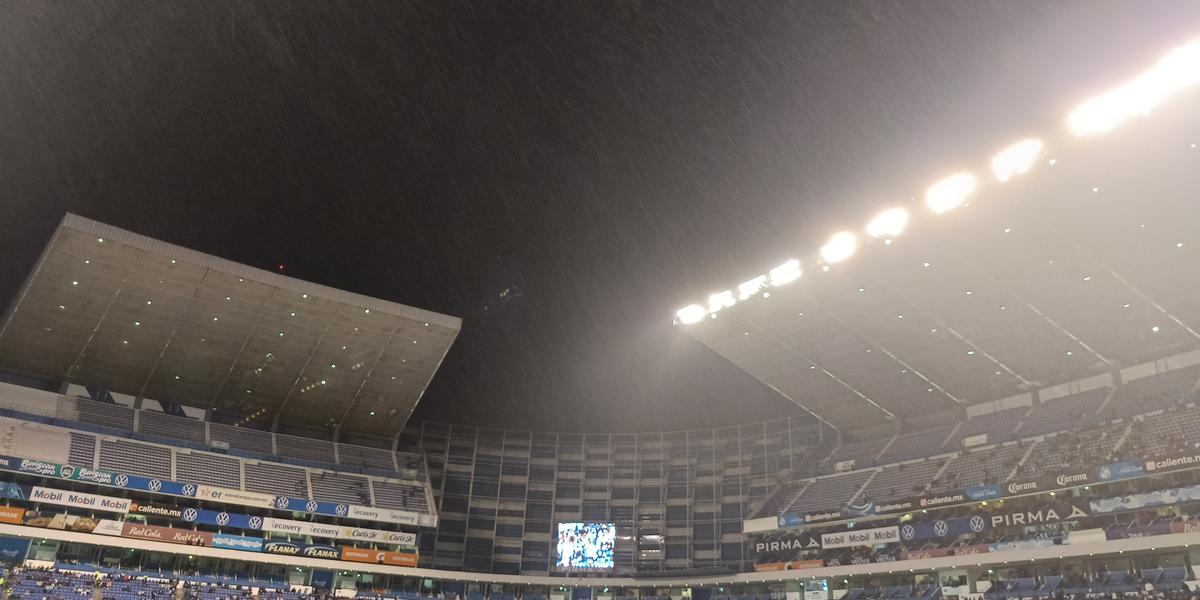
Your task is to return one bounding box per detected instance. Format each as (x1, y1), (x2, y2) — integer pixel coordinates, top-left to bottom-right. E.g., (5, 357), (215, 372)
(1, 2), (1200, 600)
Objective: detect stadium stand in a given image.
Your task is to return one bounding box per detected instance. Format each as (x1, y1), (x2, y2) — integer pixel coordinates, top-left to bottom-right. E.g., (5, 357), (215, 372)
(138, 411), (206, 445)
(275, 434), (337, 465)
(874, 427), (952, 464)
(98, 438), (173, 480)
(175, 450), (243, 490)
(309, 471), (372, 505)
(941, 406), (1027, 449)
(1104, 365), (1200, 418)
(786, 470), (874, 514)
(926, 443), (1026, 492)
(1016, 387), (1111, 437)
(821, 438), (890, 471)
(208, 423), (274, 455)
(855, 458), (947, 502)
(243, 460), (310, 498)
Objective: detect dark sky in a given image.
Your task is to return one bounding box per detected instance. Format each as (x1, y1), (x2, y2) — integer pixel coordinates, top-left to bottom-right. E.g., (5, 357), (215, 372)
(1, 1), (1197, 433)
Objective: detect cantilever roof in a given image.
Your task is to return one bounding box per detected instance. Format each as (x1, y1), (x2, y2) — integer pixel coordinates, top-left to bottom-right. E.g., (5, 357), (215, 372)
(0, 214), (461, 437)
(678, 97), (1200, 432)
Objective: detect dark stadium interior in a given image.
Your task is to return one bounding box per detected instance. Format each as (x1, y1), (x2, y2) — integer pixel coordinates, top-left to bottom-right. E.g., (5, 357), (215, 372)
(1, 1), (1200, 600)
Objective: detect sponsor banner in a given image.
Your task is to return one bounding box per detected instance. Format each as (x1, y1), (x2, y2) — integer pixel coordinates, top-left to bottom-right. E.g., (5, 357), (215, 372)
(1097, 460), (1145, 482)
(93, 519), (125, 536)
(8, 457), (63, 477)
(0, 506), (25, 525)
(989, 538), (1055, 552)
(118, 474), (195, 497)
(752, 559), (824, 572)
(263, 541), (303, 556)
(899, 544), (989, 560)
(962, 433), (989, 448)
(1067, 528), (1107, 544)
(120, 522), (213, 546)
(743, 516), (779, 533)
(339, 546), (419, 567)
(302, 545), (342, 560)
(345, 505), (420, 526)
(1004, 470), (1092, 496)
(261, 518), (417, 547)
(873, 498), (918, 515)
(964, 484), (1003, 501)
(0, 536), (30, 564)
(895, 503), (1087, 543)
(212, 532), (264, 552)
(826, 553), (897, 567)
(1105, 522), (1174, 540)
(129, 502), (184, 520)
(753, 533), (821, 555)
(1090, 483), (1200, 514)
(899, 515), (989, 542)
(22, 511), (100, 532)
(0, 482), (30, 500)
(842, 501), (876, 517)
(1171, 521), (1200, 535)
(181, 507), (264, 531)
(195, 485), (276, 508)
(821, 525), (899, 549)
(778, 510), (845, 529)
(985, 503), (1089, 528)
(30, 486), (131, 513)
(60, 465), (117, 485)
(919, 492), (967, 509)
(273, 496), (350, 518)
(1143, 452), (1200, 476)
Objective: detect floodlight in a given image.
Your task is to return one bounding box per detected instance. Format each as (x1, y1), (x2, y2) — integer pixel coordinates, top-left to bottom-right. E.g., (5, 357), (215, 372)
(675, 304), (706, 324)
(768, 259), (802, 286)
(866, 208), (908, 239)
(707, 290), (736, 313)
(738, 275), (768, 300)
(820, 231), (857, 263)
(925, 172), (977, 214)
(991, 139), (1043, 182)
(1068, 39), (1200, 136)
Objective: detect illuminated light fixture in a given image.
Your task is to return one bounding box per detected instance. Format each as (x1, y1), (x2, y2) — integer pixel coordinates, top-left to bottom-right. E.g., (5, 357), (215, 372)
(991, 139), (1043, 182)
(768, 259), (802, 286)
(675, 304), (706, 325)
(925, 172), (978, 214)
(707, 290), (736, 313)
(737, 275), (768, 300)
(1068, 39), (1200, 136)
(866, 208), (908, 239)
(820, 231), (857, 263)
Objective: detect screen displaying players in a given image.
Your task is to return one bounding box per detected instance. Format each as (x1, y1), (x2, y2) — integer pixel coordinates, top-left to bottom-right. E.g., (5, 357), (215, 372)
(555, 522), (615, 570)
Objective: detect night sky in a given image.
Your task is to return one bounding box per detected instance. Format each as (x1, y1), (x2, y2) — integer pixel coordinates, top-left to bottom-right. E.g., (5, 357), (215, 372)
(1, 1), (1197, 433)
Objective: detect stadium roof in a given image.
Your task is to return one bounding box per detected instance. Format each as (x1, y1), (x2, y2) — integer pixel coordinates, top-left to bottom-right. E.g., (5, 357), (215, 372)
(677, 77), (1200, 432)
(0, 214), (461, 437)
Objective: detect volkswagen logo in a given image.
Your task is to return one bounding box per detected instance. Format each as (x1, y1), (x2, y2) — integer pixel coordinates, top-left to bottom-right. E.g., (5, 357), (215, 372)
(933, 520), (949, 537)
(182, 484), (197, 496)
(335, 504), (348, 516)
(276, 497), (289, 509)
(183, 508), (198, 522)
(148, 479), (161, 492)
(248, 516), (262, 529)
(306, 500), (319, 512)
(969, 515), (986, 532)
(900, 524), (915, 540)
(115, 475), (129, 487)
(216, 512), (230, 526)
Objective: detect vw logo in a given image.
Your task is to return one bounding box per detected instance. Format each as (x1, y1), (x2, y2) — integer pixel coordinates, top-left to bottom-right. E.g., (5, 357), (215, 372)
(933, 520), (949, 537)
(148, 479), (161, 492)
(115, 475), (129, 487)
(216, 512), (230, 526)
(183, 508), (198, 522)
(900, 524), (915, 540)
(248, 516), (262, 529)
(276, 497), (289, 509)
(969, 515), (986, 532)
(306, 500), (319, 512)
(335, 504), (348, 516)
(182, 484), (197, 496)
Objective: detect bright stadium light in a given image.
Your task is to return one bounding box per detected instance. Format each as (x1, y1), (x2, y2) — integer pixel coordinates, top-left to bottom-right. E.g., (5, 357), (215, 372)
(707, 290), (736, 313)
(866, 208), (909, 239)
(991, 139), (1043, 182)
(675, 304), (706, 324)
(768, 259), (801, 286)
(820, 231), (857, 263)
(738, 275), (768, 300)
(925, 172), (978, 214)
(1068, 39), (1200, 136)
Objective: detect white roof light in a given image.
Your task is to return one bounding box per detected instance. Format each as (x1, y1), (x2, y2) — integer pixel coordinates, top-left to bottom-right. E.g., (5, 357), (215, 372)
(866, 208), (908, 239)
(707, 290), (737, 313)
(991, 139), (1043, 182)
(737, 275), (768, 300)
(676, 304), (706, 324)
(925, 172), (978, 214)
(1068, 39), (1200, 136)
(768, 259), (802, 287)
(820, 231), (857, 263)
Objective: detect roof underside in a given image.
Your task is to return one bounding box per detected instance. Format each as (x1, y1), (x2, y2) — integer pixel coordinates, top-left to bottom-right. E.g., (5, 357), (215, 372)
(0, 215), (461, 437)
(680, 100), (1200, 432)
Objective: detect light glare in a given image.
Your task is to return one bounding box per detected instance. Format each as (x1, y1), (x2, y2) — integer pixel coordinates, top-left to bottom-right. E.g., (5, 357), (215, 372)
(991, 139), (1043, 182)
(820, 232), (857, 263)
(737, 275), (768, 300)
(675, 304), (706, 324)
(1068, 39), (1200, 136)
(768, 259), (802, 286)
(866, 208), (909, 239)
(925, 172), (978, 214)
(707, 290), (736, 313)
